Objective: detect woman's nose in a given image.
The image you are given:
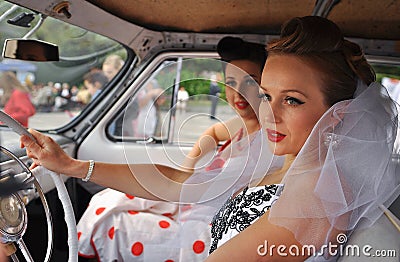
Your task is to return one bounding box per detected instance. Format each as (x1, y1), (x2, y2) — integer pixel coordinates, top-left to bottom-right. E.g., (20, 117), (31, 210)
(261, 101), (280, 123)
(237, 83), (247, 96)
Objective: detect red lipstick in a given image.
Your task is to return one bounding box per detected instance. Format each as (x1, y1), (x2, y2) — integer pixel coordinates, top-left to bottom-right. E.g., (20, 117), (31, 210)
(266, 128), (286, 142)
(235, 101), (249, 110)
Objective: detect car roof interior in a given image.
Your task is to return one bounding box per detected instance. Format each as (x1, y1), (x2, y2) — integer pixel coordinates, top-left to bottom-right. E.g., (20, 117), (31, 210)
(88, 0), (399, 40)
(10, 0), (400, 62)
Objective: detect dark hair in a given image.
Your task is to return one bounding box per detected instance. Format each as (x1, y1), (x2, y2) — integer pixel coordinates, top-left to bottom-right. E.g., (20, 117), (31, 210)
(83, 71), (109, 88)
(267, 16), (375, 106)
(217, 36), (267, 72)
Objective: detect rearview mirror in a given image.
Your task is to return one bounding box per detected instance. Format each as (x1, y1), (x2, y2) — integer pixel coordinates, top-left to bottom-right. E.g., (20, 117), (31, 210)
(2, 39), (59, 62)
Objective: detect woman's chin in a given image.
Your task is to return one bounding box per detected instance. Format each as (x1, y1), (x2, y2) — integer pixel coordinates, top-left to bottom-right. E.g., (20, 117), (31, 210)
(266, 141), (288, 156)
(267, 141), (278, 154)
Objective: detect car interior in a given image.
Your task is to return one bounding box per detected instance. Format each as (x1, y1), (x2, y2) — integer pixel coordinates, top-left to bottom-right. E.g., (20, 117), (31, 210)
(0, 0), (399, 261)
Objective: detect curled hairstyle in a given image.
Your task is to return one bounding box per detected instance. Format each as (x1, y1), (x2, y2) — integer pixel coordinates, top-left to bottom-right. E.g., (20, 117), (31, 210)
(217, 36), (267, 75)
(267, 16), (375, 106)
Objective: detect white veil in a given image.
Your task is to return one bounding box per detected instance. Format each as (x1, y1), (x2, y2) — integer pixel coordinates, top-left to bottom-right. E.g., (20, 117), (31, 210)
(176, 81), (400, 258)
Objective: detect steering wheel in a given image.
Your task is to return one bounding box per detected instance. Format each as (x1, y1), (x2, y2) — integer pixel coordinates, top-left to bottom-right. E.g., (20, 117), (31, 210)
(0, 111), (78, 262)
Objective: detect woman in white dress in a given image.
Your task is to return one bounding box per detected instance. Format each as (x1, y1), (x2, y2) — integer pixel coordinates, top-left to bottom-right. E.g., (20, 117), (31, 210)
(21, 16), (400, 261)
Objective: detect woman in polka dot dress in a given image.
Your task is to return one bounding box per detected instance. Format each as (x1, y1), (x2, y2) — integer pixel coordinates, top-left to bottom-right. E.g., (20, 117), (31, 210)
(76, 37), (267, 261)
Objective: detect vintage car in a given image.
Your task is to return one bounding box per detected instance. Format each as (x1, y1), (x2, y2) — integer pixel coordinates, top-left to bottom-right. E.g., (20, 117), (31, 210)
(0, 0), (399, 261)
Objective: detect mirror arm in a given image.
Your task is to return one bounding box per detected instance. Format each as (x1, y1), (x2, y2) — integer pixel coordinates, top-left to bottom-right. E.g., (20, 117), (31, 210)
(23, 13), (47, 39)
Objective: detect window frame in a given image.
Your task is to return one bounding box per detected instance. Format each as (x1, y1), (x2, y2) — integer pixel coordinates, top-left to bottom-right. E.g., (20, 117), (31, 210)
(105, 51), (219, 146)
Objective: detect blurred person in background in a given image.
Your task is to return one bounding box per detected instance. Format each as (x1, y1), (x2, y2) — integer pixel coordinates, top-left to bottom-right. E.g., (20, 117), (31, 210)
(54, 83), (71, 111)
(102, 54), (124, 81)
(76, 84), (91, 107)
(32, 82), (54, 112)
(103, 54), (125, 135)
(209, 74), (221, 119)
(1, 71), (35, 127)
(177, 86), (189, 113)
(67, 85), (81, 110)
(83, 71), (109, 102)
(132, 79), (163, 138)
(154, 91), (167, 137)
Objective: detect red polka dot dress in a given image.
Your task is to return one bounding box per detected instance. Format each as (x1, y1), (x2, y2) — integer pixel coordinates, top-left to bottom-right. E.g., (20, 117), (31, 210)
(77, 188), (211, 261)
(77, 129), (249, 260)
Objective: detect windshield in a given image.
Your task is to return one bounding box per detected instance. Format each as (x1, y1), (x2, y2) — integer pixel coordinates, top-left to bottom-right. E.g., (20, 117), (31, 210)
(0, 0), (128, 130)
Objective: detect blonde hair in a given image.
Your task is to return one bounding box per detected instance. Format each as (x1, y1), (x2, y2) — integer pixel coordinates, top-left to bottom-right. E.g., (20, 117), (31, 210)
(103, 54), (124, 70)
(1, 71), (29, 104)
(267, 16), (375, 106)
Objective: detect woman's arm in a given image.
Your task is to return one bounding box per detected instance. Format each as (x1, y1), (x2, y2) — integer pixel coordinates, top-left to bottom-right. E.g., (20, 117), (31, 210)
(20, 129), (192, 202)
(183, 117), (242, 169)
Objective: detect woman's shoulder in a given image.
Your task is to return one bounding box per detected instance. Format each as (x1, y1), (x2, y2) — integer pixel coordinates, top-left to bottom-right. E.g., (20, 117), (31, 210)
(12, 89), (29, 96)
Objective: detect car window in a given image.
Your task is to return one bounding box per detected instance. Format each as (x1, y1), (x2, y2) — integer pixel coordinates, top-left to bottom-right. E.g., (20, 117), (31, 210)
(373, 63), (400, 152)
(109, 60), (177, 139)
(0, 0), (128, 130)
(108, 57), (237, 144)
(374, 64), (400, 100)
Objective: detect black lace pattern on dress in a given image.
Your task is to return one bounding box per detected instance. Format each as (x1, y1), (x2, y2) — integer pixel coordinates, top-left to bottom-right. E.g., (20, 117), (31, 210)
(209, 184), (281, 254)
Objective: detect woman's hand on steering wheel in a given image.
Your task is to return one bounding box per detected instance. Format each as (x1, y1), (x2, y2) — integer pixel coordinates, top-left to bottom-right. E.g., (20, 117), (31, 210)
(20, 129), (74, 173)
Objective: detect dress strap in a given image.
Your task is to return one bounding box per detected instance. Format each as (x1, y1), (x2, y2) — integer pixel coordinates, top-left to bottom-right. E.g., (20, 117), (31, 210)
(217, 127), (244, 153)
